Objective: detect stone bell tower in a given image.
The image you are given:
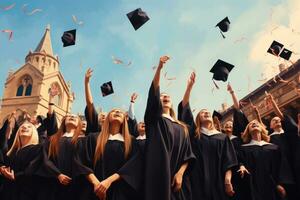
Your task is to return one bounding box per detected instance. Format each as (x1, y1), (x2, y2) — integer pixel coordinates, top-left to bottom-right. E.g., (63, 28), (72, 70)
(0, 25), (74, 124)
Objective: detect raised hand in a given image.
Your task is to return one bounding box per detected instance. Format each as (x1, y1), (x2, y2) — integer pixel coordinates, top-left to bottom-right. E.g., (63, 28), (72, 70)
(85, 68), (93, 84)
(130, 93), (138, 103)
(158, 55), (170, 69)
(187, 71), (196, 89)
(227, 83), (233, 93)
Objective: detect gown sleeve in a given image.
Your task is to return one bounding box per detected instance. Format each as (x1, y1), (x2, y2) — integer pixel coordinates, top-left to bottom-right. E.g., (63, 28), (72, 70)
(233, 109), (249, 140)
(85, 103), (101, 134)
(117, 140), (143, 191)
(221, 136), (238, 173)
(144, 82), (162, 124)
(44, 111), (58, 137)
(0, 119), (9, 151)
(40, 141), (61, 177)
(282, 114), (298, 138)
(127, 118), (139, 138)
(178, 101), (195, 137)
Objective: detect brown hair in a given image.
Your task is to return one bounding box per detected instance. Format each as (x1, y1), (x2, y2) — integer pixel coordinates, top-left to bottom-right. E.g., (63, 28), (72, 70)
(48, 115), (82, 158)
(7, 121), (39, 156)
(241, 120), (270, 143)
(194, 109), (217, 138)
(94, 109), (132, 166)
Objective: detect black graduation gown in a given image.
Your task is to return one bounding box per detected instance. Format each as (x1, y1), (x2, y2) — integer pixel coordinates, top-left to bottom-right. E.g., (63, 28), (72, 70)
(84, 103), (101, 134)
(37, 112), (58, 142)
(282, 115), (300, 199)
(239, 143), (282, 200)
(178, 101), (238, 200)
(144, 84), (196, 200)
(0, 144), (45, 200)
(85, 132), (143, 200)
(38, 137), (93, 200)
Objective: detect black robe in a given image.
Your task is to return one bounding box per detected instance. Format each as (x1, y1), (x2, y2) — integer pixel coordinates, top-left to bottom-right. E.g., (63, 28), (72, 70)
(84, 132), (143, 200)
(37, 137), (93, 200)
(281, 115), (300, 199)
(239, 143), (282, 200)
(37, 112), (58, 142)
(0, 144), (45, 200)
(178, 102), (238, 200)
(144, 84), (196, 200)
(84, 103), (101, 134)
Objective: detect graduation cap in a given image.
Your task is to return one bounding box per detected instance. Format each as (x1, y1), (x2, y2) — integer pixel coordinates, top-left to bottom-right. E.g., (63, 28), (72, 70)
(127, 8), (149, 30)
(210, 59), (234, 82)
(100, 81), (114, 97)
(267, 40), (283, 56)
(216, 17), (230, 38)
(61, 29), (76, 47)
(279, 48), (292, 60)
(212, 110), (223, 121)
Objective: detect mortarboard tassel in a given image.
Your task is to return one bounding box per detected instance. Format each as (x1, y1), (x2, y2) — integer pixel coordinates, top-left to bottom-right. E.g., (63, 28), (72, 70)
(220, 30), (226, 39)
(212, 79), (220, 89)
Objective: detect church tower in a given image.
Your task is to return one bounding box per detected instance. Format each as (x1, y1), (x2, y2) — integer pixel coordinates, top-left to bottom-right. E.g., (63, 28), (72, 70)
(0, 25), (74, 123)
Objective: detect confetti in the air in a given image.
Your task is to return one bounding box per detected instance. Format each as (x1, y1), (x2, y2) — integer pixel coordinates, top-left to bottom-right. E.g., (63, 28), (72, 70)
(72, 15), (84, 26)
(22, 5), (42, 16)
(2, 3), (16, 11)
(2, 30), (13, 41)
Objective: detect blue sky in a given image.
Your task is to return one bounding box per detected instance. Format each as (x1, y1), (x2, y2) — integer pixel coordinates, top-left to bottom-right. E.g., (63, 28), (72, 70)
(0, 0), (299, 121)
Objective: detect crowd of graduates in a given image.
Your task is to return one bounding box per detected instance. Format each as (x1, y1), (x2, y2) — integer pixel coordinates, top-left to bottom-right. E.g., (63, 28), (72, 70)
(0, 56), (299, 200)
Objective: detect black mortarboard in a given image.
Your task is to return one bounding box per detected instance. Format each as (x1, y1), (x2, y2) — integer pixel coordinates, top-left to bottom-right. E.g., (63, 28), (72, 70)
(213, 110), (223, 121)
(279, 48), (292, 60)
(100, 81), (114, 97)
(61, 29), (76, 47)
(267, 40), (283, 56)
(127, 8), (149, 30)
(210, 59), (234, 82)
(216, 17), (230, 38)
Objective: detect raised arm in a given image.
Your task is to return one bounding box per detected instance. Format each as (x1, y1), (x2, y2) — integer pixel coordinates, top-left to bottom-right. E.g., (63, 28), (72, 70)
(178, 72), (196, 129)
(128, 93), (139, 137)
(144, 56), (170, 123)
(182, 72), (196, 107)
(227, 83), (239, 109)
(265, 92), (284, 119)
(85, 68), (95, 121)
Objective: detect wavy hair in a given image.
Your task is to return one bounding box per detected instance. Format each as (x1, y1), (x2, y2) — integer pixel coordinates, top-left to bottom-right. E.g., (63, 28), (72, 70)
(241, 120), (270, 144)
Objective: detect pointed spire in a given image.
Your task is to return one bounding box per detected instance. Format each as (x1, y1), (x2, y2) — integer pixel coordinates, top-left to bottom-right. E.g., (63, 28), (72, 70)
(34, 24), (54, 56)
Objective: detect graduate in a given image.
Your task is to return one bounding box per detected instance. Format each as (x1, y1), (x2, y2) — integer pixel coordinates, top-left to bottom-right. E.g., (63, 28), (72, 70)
(0, 121), (43, 200)
(265, 92), (299, 200)
(238, 118), (286, 200)
(144, 56), (195, 200)
(178, 71), (237, 200)
(82, 68), (143, 200)
(39, 112), (92, 200)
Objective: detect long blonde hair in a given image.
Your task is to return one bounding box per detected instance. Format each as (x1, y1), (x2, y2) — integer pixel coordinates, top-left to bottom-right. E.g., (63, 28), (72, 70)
(48, 115), (82, 158)
(194, 109), (217, 138)
(241, 120), (270, 143)
(94, 109), (132, 166)
(7, 121), (39, 156)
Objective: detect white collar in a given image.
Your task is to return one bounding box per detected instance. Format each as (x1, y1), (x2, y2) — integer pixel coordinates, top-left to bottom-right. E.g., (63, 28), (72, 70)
(136, 135), (146, 140)
(229, 135), (237, 140)
(62, 132), (73, 137)
(162, 114), (175, 122)
(201, 127), (221, 136)
(270, 130), (284, 137)
(108, 133), (124, 142)
(242, 139), (271, 146)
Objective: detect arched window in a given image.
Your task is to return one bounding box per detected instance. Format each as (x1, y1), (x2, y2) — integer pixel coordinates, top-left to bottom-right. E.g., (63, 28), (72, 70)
(25, 84), (32, 96)
(16, 85), (24, 96)
(16, 75), (33, 97)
